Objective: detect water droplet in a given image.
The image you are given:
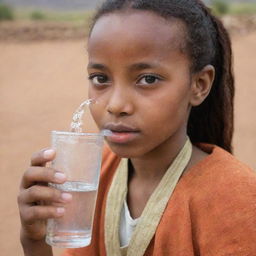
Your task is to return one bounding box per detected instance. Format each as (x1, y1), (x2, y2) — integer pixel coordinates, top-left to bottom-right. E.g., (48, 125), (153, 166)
(70, 99), (97, 133)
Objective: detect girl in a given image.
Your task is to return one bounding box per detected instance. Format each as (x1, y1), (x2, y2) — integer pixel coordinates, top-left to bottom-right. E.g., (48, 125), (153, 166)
(18, 0), (256, 255)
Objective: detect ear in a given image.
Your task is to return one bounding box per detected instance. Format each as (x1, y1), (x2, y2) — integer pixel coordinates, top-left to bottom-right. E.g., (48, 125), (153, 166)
(190, 65), (215, 106)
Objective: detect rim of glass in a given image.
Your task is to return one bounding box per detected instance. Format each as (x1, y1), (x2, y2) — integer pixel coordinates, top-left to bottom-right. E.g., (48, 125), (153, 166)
(51, 130), (104, 137)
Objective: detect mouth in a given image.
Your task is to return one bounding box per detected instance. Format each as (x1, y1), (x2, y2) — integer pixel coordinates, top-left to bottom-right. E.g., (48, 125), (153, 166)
(102, 123), (140, 144)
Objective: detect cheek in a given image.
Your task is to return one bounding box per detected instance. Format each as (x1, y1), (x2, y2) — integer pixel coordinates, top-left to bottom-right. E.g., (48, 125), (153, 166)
(88, 86), (108, 103)
(88, 86), (95, 99)
(89, 104), (104, 127)
(143, 93), (190, 131)
(88, 88), (103, 118)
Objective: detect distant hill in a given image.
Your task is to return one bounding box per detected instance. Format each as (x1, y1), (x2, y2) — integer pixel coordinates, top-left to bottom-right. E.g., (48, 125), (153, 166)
(2, 0), (102, 10)
(205, 0), (256, 2)
(2, 0), (256, 11)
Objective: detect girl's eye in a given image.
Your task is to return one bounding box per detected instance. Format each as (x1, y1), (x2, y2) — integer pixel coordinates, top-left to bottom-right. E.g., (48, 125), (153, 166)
(88, 74), (109, 86)
(137, 75), (161, 86)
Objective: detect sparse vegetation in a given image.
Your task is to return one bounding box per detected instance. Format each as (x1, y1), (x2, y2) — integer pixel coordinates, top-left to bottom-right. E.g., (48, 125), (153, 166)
(209, 1), (256, 16)
(0, 4), (14, 21)
(229, 3), (256, 15)
(1, 2), (256, 42)
(30, 10), (46, 20)
(211, 0), (230, 16)
(15, 8), (93, 24)
(1, 1), (256, 23)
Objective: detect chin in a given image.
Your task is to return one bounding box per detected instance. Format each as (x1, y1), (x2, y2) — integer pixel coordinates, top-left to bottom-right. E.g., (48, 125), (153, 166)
(106, 142), (144, 158)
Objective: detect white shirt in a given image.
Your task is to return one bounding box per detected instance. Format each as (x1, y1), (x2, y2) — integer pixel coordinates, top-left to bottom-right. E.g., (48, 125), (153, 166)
(119, 200), (140, 248)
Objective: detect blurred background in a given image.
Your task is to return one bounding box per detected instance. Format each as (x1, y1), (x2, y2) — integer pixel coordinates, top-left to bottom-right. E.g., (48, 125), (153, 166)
(0, 0), (255, 255)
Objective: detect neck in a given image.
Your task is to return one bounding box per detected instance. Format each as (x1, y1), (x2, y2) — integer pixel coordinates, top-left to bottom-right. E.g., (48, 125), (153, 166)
(130, 133), (187, 182)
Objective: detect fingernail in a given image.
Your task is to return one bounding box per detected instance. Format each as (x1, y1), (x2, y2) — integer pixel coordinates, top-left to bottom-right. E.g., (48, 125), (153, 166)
(61, 193), (72, 201)
(56, 207), (65, 215)
(54, 172), (66, 182)
(44, 149), (55, 159)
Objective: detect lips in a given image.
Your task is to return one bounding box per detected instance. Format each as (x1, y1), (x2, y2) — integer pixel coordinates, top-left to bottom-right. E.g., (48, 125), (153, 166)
(103, 123), (140, 144)
(104, 123), (139, 133)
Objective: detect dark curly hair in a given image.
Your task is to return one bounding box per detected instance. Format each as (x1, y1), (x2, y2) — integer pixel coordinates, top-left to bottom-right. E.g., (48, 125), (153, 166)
(89, 0), (235, 153)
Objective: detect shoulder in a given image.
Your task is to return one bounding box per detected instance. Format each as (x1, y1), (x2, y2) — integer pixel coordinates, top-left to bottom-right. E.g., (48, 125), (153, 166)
(176, 144), (256, 212)
(180, 144), (256, 253)
(181, 143), (256, 221)
(183, 144), (256, 206)
(183, 143), (256, 194)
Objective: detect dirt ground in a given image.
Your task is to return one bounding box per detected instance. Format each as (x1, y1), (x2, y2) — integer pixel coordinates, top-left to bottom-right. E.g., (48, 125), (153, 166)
(0, 32), (255, 255)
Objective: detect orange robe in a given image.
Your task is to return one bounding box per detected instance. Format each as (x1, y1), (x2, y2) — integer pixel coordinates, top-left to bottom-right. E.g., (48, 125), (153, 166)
(62, 144), (256, 255)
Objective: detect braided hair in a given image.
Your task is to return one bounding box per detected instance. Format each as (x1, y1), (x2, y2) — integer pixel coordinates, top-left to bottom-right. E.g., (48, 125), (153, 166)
(89, 0), (235, 153)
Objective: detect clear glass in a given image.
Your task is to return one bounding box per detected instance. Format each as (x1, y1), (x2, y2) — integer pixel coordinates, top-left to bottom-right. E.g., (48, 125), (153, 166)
(45, 131), (104, 248)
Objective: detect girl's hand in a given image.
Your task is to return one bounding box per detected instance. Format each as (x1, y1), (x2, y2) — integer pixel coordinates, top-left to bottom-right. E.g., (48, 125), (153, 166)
(17, 149), (72, 245)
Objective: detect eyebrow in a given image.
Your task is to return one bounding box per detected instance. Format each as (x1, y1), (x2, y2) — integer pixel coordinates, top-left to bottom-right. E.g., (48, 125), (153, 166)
(87, 63), (107, 70)
(128, 62), (160, 71)
(87, 62), (161, 71)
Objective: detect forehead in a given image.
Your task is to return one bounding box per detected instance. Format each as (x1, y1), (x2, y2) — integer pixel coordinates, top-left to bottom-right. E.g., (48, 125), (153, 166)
(88, 10), (187, 60)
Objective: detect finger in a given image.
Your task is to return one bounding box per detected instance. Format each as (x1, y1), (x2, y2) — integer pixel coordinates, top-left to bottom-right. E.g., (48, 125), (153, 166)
(18, 185), (72, 205)
(30, 148), (56, 167)
(21, 167), (66, 189)
(21, 205), (66, 225)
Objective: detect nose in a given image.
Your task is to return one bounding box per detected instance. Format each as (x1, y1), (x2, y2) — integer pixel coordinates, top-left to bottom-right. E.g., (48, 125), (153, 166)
(106, 87), (134, 117)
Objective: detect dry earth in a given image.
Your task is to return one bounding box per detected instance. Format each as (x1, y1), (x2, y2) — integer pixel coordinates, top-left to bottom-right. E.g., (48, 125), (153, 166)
(0, 32), (256, 255)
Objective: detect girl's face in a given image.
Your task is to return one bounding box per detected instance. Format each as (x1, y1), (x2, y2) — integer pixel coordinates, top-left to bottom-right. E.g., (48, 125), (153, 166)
(87, 10), (193, 158)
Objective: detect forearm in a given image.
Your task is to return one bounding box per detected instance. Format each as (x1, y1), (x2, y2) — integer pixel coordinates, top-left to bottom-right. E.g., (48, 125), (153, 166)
(21, 237), (53, 256)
